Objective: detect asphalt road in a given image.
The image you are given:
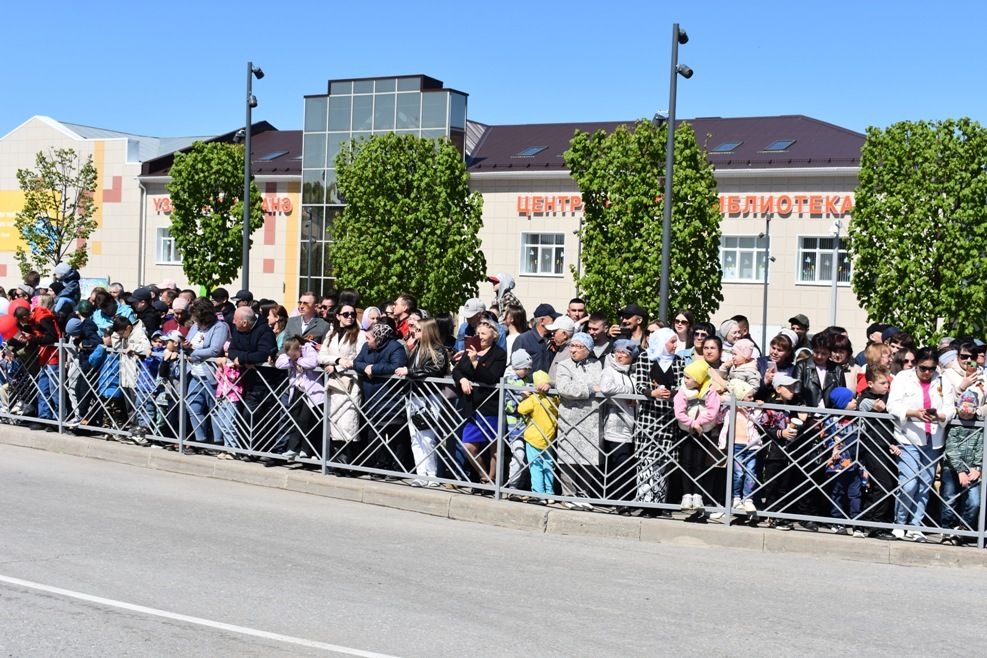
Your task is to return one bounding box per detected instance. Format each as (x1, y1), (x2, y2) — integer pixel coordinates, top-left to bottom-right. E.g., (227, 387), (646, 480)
(0, 442), (984, 657)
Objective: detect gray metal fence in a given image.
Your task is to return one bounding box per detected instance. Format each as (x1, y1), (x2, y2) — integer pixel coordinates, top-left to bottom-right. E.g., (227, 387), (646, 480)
(3, 342), (985, 549)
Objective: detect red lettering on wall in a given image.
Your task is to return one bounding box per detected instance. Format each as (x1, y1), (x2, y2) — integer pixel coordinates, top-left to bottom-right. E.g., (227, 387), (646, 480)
(516, 194), (584, 216)
(776, 195), (793, 215)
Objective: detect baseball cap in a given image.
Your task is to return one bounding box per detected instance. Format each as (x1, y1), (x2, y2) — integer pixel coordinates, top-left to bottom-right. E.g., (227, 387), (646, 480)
(532, 303), (560, 319)
(172, 298), (189, 312)
(210, 287), (230, 302)
(53, 263), (72, 278)
(866, 322), (887, 338)
(163, 330), (184, 343)
(127, 287), (153, 304)
(788, 314), (810, 328)
(773, 373), (798, 389)
(487, 275), (500, 284)
(157, 279), (177, 290)
(546, 316), (576, 333)
(234, 289), (254, 303)
(151, 300), (169, 313)
(462, 298), (486, 318)
(619, 303), (648, 320)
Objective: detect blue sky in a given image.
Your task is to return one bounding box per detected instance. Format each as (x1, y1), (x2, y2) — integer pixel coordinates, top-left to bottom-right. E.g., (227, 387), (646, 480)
(3, 1), (984, 138)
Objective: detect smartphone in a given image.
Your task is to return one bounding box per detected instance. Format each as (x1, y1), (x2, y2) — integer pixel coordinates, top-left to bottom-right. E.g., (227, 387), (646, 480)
(925, 407), (937, 416)
(464, 336), (481, 352)
(618, 327), (632, 340)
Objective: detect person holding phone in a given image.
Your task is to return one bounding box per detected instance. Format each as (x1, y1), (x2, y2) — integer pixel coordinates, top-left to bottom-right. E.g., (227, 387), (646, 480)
(887, 346), (954, 542)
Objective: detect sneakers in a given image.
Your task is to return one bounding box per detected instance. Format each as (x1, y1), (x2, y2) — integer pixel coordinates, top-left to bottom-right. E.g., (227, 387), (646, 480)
(732, 497), (744, 511)
(424, 480), (442, 488)
(774, 520), (793, 531)
(905, 531), (928, 543)
(830, 525), (848, 535)
(852, 529), (867, 538)
(410, 478), (426, 487)
(216, 452), (235, 460)
(281, 450), (297, 461)
(743, 499), (757, 514)
(891, 528), (907, 540)
(299, 451), (310, 459)
(680, 495), (692, 511)
(691, 494), (703, 509)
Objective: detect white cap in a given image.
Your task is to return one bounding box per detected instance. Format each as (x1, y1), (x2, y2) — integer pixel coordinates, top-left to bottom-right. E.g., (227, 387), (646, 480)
(462, 298), (486, 318)
(546, 316), (576, 333)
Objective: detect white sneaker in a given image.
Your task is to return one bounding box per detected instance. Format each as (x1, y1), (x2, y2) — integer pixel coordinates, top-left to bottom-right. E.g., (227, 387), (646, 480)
(905, 531), (928, 543)
(732, 497), (744, 510)
(743, 498), (757, 514)
(852, 529), (867, 538)
(281, 450), (297, 461)
(891, 528), (907, 540)
(424, 480), (442, 488)
(691, 494), (703, 509)
(709, 512), (725, 520)
(680, 495), (692, 511)
(299, 451), (310, 459)
(410, 478), (426, 487)
(577, 502), (594, 511)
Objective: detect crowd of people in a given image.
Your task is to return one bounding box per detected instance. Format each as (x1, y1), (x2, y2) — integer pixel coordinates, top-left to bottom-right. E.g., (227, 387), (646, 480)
(1, 267), (984, 545)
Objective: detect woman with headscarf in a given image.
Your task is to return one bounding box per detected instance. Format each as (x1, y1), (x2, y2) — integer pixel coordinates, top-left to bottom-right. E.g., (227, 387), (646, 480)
(633, 327), (684, 515)
(354, 321), (409, 475)
(360, 306), (382, 331)
(718, 318), (743, 363)
(554, 332), (603, 509)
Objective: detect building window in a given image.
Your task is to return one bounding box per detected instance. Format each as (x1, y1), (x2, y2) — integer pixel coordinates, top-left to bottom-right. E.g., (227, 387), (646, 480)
(798, 236), (851, 284)
(156, 228), (181, 264)
(520, 233), (565, 276)
(720, 235), (769, 282)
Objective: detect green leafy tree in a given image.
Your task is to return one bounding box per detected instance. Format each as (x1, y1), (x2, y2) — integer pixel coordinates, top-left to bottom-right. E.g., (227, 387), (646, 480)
(564, 119), (722, 322)
(167, 141), (263, 288)
(850, 118), (987, 343)
(14, 148), (98, 276)
(333, 133), (485, 313)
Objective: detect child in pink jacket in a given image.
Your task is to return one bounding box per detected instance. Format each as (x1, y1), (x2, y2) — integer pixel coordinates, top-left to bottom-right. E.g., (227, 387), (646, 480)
(673, 359), (721, 511)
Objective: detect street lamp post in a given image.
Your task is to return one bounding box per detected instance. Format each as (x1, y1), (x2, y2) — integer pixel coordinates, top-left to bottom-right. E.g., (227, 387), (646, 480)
(241, 61), (264, 292)
(658, 23), (693, 323)
(830, 219), (842, 326)
(759, 217), (775, 350)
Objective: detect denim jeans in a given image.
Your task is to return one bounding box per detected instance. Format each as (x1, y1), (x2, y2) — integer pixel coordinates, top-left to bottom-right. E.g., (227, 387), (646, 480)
(732, 444), (759, 500)
(526, 443), (555, 495)
(37, 364), (59, 421)
(212, 398), (241, 450)
(186, 377), (216, 443)
(895, 443), (941, 527)
(939, 469), (981, 529)
(828, 469), (863, 520)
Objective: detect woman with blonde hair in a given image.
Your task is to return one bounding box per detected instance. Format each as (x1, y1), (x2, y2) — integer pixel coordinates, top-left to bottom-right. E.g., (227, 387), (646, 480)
(395, 317), (449, 486)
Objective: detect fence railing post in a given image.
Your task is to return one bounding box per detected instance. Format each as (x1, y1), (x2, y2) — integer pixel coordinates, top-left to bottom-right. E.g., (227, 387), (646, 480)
(178, 352), (187, 453)
(493, 378), (507, 501)
(977, 417), (987, 549)
(723, 394), (737, 527)
(322, 370), (330, 477)
(56, 341), (65, 434)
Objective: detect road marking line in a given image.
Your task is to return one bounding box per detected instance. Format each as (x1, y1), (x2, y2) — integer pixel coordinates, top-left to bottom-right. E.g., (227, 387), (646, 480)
(0, 573), (400, 657)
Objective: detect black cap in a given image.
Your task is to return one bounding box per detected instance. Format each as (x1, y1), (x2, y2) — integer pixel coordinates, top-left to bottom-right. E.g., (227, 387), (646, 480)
(234, 289), (254, 303)
(866, 322), (887, 338)
(126, 287), (152, 304)
(788, 313), (810, 328)
(151, 300), (169, 313)
(532, 303), (560, 319)
(619, 303), (648, 321)
(210, 287), (230, 302)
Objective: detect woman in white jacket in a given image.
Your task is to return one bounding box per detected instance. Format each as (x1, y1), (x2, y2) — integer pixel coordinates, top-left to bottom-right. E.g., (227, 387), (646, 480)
(598, 339), (639, 504)
(317, 304), (365, 464)
(886, 347), (953, 541)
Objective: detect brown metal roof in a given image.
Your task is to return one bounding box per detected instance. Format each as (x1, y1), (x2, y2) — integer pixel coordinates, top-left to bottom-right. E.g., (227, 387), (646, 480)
(140, 123), (302, 177)
(467, 115), (864, 171)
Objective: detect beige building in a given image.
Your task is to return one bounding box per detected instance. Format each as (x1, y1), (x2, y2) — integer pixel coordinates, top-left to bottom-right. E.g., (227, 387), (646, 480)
(467, 116), (868, 344)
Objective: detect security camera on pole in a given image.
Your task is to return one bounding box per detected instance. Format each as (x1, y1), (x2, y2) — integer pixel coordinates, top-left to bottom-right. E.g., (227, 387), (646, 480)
(658, 24), (693, 324)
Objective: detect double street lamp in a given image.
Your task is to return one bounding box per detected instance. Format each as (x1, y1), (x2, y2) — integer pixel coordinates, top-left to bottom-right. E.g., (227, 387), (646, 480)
(658, 23), (693, 323)
(241, 61), (264, 291)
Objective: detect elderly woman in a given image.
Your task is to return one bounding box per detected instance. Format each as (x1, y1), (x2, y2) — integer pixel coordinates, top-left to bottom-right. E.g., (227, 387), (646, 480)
(183, 298), (230, 448)
(599, 339), (640, 505)
(555, 331), (604, 510)
(886, 346), (953, 542)
(354, 322), (409, 475)
(452, 318), (507, 484)
(633, 327), (684, 514)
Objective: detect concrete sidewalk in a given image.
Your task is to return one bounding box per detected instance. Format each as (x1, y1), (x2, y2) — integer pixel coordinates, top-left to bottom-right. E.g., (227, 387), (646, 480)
(2, 425), (984, 570)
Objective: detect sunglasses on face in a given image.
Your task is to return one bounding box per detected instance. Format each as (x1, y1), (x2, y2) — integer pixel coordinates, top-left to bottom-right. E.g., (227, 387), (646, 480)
(674, 318), (688, 324)
(903, 358), (915, 364)
(338, 311), (356, 318)
(298, 300), (311, 306)
(693, 332), (708, 339)
(917, 365), (936, 373)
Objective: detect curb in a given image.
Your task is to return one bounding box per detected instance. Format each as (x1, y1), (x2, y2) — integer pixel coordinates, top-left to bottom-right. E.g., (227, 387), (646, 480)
(3, 426), (985, 570)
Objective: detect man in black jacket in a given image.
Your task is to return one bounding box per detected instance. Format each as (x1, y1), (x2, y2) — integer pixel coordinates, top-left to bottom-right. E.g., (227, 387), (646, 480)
(226, 307), (277, 451)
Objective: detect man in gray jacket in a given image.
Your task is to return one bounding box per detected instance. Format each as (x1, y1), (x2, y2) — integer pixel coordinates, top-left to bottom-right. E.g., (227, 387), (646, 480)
(281, 291), (330, 352)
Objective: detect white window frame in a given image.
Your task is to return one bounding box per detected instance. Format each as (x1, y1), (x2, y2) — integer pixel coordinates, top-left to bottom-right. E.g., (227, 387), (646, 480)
(719, 235), (770, 283)
(156, 227), (181, 265)
(796, 235), (851, 286)
(519, 232), (565, 277)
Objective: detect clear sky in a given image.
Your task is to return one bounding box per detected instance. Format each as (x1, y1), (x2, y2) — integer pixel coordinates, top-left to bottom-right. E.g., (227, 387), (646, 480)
(3, 0), (984, 138)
